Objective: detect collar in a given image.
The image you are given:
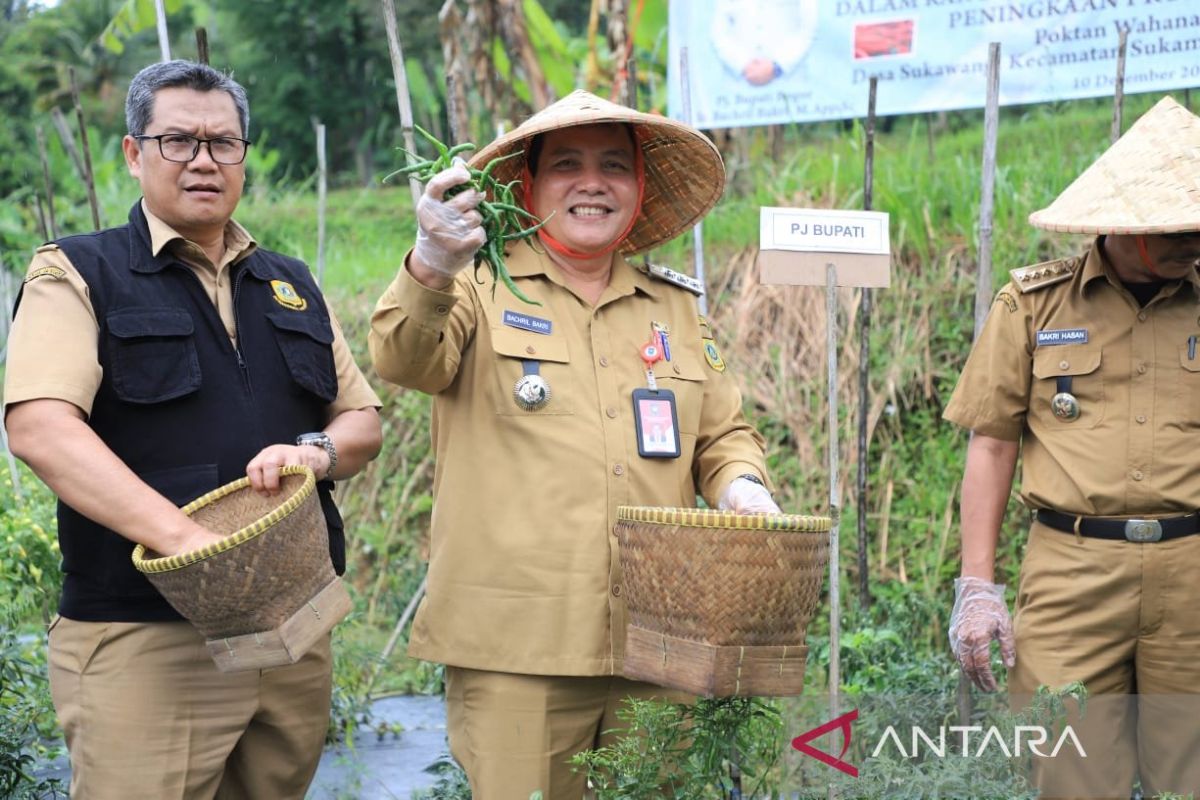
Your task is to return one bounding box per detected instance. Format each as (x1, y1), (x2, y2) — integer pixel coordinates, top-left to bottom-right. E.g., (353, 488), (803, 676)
(1082, 234), (1200, 300)
(131, 199), (257, 273)
(501, 239), (659, 303)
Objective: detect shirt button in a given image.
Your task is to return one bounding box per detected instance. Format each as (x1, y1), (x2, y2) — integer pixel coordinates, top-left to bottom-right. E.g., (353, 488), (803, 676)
(1137, 363), (1147, 374)
(434, 304), (449, 315)
(1059, 360), (1069, 370)
(1138, 312), (1147, 322)
(525, 346), (536, 355)
(1132, 470), (1144, 481)
(599, 356), (609, 367)
(1136, 414), (1147, 424)
(606, 407), (618, 418)
(611, 584), (622, 597)
(673, 363), (682, 374)
(612, 463), (625, 476)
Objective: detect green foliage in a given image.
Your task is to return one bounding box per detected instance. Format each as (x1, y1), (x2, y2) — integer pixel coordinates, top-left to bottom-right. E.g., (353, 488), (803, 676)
(1, 467), (62, 628)
(574, 697), (786, 799)
(97, 0), (185, 55)
(0, 629), (65, 800)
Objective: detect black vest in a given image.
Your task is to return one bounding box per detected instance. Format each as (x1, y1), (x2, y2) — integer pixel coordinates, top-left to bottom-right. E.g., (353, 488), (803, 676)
(46, 202), (345, 622)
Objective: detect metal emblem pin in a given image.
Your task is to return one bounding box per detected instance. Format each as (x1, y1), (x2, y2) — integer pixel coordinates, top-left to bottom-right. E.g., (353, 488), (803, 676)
(1051, 391), (1080, 422)
(513, 374), (551, 411)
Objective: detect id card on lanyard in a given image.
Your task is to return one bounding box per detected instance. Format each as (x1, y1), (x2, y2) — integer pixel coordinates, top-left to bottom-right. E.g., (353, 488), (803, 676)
(633, 323), (681, 459)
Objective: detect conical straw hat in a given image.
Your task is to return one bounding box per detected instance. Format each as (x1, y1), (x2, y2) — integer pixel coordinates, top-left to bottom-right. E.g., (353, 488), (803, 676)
(1029, 96), (1200, 234)
(470, 90), (725, 254)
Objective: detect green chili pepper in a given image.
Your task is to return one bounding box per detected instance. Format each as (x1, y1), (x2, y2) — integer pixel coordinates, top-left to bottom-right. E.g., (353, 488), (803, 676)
(389, 128), (549, 306)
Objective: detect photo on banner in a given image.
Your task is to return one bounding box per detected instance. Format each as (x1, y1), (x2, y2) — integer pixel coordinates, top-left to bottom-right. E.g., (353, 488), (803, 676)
(668, 0), (1200, 127)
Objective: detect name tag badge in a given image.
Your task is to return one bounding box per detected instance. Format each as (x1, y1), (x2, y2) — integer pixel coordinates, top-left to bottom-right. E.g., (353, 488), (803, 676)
(632, 388), (681, 459)
(1036, 328), (1088, 346)
(503, 310), (552, 335)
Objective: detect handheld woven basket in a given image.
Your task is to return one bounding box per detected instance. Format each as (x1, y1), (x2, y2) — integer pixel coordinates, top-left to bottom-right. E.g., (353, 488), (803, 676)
(616, 506), (830, 697)
(132, 465), (350, 672)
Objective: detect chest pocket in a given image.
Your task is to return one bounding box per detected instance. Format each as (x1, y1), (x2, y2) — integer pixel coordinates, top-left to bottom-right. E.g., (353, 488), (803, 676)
(266, 311), (338, 403)
(488, 326), (573, 416)
(1031, 345), (1104, 430)
(106, 308), (201, 404)
(651, 353), (708, 436)
(1177, 344), (1200, 422)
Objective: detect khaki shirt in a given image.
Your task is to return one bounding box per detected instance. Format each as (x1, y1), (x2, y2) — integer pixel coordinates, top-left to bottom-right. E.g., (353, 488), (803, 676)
(944, 238), (1200, 516)
(3, 202), (380, 419)
(369, 241), (769, 675)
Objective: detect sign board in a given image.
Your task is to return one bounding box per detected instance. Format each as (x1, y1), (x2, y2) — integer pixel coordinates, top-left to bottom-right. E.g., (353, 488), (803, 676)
(757, 207), (891, 287)
(669, 0), (1200, 128)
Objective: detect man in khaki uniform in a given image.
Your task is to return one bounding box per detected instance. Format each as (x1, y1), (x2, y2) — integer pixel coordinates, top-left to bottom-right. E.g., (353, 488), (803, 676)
(370, 91), (779, 798)
(945, 96), (1200, 798)
(4, 60), (382, 798)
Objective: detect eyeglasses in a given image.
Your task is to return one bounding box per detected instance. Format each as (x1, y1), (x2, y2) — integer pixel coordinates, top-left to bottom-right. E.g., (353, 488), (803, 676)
(134, 133), (251, 165)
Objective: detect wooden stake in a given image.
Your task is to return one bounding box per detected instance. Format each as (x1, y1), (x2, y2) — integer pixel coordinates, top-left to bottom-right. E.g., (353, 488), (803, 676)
(975, 44), (1001, 339)
(33, 194), (49, 242)
(195, 27), (209, 65)
(856, 77), (877, 610)
(154, 0), (171, 61)
(50, 107), (86, 184)
(36, 125), (57, 240)
(679, 46), (708, 314)
(380, 0), (423, 209)
(314, 119), (328, 287)
(826, 262), (841, 723)
(69, 68), (101, 231)
(1111, 29), (1128, 144)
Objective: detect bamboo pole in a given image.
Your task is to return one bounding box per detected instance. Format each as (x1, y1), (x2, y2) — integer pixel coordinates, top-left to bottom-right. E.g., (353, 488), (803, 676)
(1111, 29), (1128, 143)
(50, 107), (86, 184)
(195, 27), (209, 65)
(0, 256), (24, 501)
(364, 575), (427, 699)
(36, 126), (58, 240)
(68, 68), (101, 231)
(679, 47), (708, 314)
(153, 0), (171, 61)
(379, 0), (423, 209)
(314, 120), (328, 287)
(826, 262), (841, 722)
(856, 77), (877, 610)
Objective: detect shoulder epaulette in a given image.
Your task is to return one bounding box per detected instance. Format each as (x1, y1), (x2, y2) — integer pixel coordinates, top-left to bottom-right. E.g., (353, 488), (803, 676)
(643, 262), (705, 297)
(35, 243), (60, 254)
(1009, 257), (1078, 294)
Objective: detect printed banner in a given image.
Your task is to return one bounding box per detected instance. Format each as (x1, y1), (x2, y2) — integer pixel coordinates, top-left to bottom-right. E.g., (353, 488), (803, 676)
(668, 0), (1200, 128)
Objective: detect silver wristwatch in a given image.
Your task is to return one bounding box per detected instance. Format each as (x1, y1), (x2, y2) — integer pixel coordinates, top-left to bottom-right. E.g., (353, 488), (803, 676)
(296, 432), (337, 480)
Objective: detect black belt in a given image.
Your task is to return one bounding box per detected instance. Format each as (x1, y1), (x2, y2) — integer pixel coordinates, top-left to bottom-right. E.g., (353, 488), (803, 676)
(1036, 509), (1200, 543)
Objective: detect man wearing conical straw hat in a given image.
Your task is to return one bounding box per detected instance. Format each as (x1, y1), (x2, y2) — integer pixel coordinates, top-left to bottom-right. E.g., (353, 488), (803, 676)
(945, 96), (1200, 797)
(370, 90), (780, 797)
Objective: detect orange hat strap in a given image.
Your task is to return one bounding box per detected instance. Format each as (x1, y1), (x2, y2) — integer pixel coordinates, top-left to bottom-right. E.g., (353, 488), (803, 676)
(1135, 234), (1164, 278)
(521, 131), (646, 260)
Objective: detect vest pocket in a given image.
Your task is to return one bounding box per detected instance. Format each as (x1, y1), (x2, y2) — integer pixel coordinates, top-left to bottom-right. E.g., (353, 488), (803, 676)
(106, 308), (201, 404)
(266, 311), (338, 403)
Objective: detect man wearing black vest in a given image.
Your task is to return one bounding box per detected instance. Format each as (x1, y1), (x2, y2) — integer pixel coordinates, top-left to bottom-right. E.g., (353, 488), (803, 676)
(4, 60), (382, 799)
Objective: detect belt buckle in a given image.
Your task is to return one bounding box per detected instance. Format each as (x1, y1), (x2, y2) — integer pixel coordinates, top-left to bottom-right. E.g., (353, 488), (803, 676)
(1124, 519), (1162, 543)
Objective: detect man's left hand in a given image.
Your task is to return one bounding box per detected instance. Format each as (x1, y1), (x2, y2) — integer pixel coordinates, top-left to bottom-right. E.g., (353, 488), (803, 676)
(246, 444), (330, 496)
(718, 477), (781, 514)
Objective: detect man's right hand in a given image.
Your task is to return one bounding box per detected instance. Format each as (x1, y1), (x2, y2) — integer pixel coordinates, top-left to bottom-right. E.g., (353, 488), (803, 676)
(409, 162), (487, 286)
(164, 522), (227, 558)
(948, 576), (1016, 692)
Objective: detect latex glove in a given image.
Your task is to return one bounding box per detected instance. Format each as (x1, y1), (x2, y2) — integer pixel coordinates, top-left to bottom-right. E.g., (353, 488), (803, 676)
(412, 161), (487, 277)
(718, 477), (781, 514)
(948, 576), (1016, 692)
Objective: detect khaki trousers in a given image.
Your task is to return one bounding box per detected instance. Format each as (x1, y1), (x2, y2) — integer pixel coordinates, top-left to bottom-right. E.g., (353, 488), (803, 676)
(445, 667), (690, 800)
(1010, 521), (1200, 799)
(48, 617), (332, 800)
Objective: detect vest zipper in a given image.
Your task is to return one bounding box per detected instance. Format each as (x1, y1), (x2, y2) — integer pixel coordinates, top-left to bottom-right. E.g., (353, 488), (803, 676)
(232, 268), (252, 389)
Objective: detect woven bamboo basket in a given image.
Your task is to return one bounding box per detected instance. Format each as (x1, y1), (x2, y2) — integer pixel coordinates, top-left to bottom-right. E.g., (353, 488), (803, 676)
(616, 506), (830, 698)
(132, 465), (351, 672)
